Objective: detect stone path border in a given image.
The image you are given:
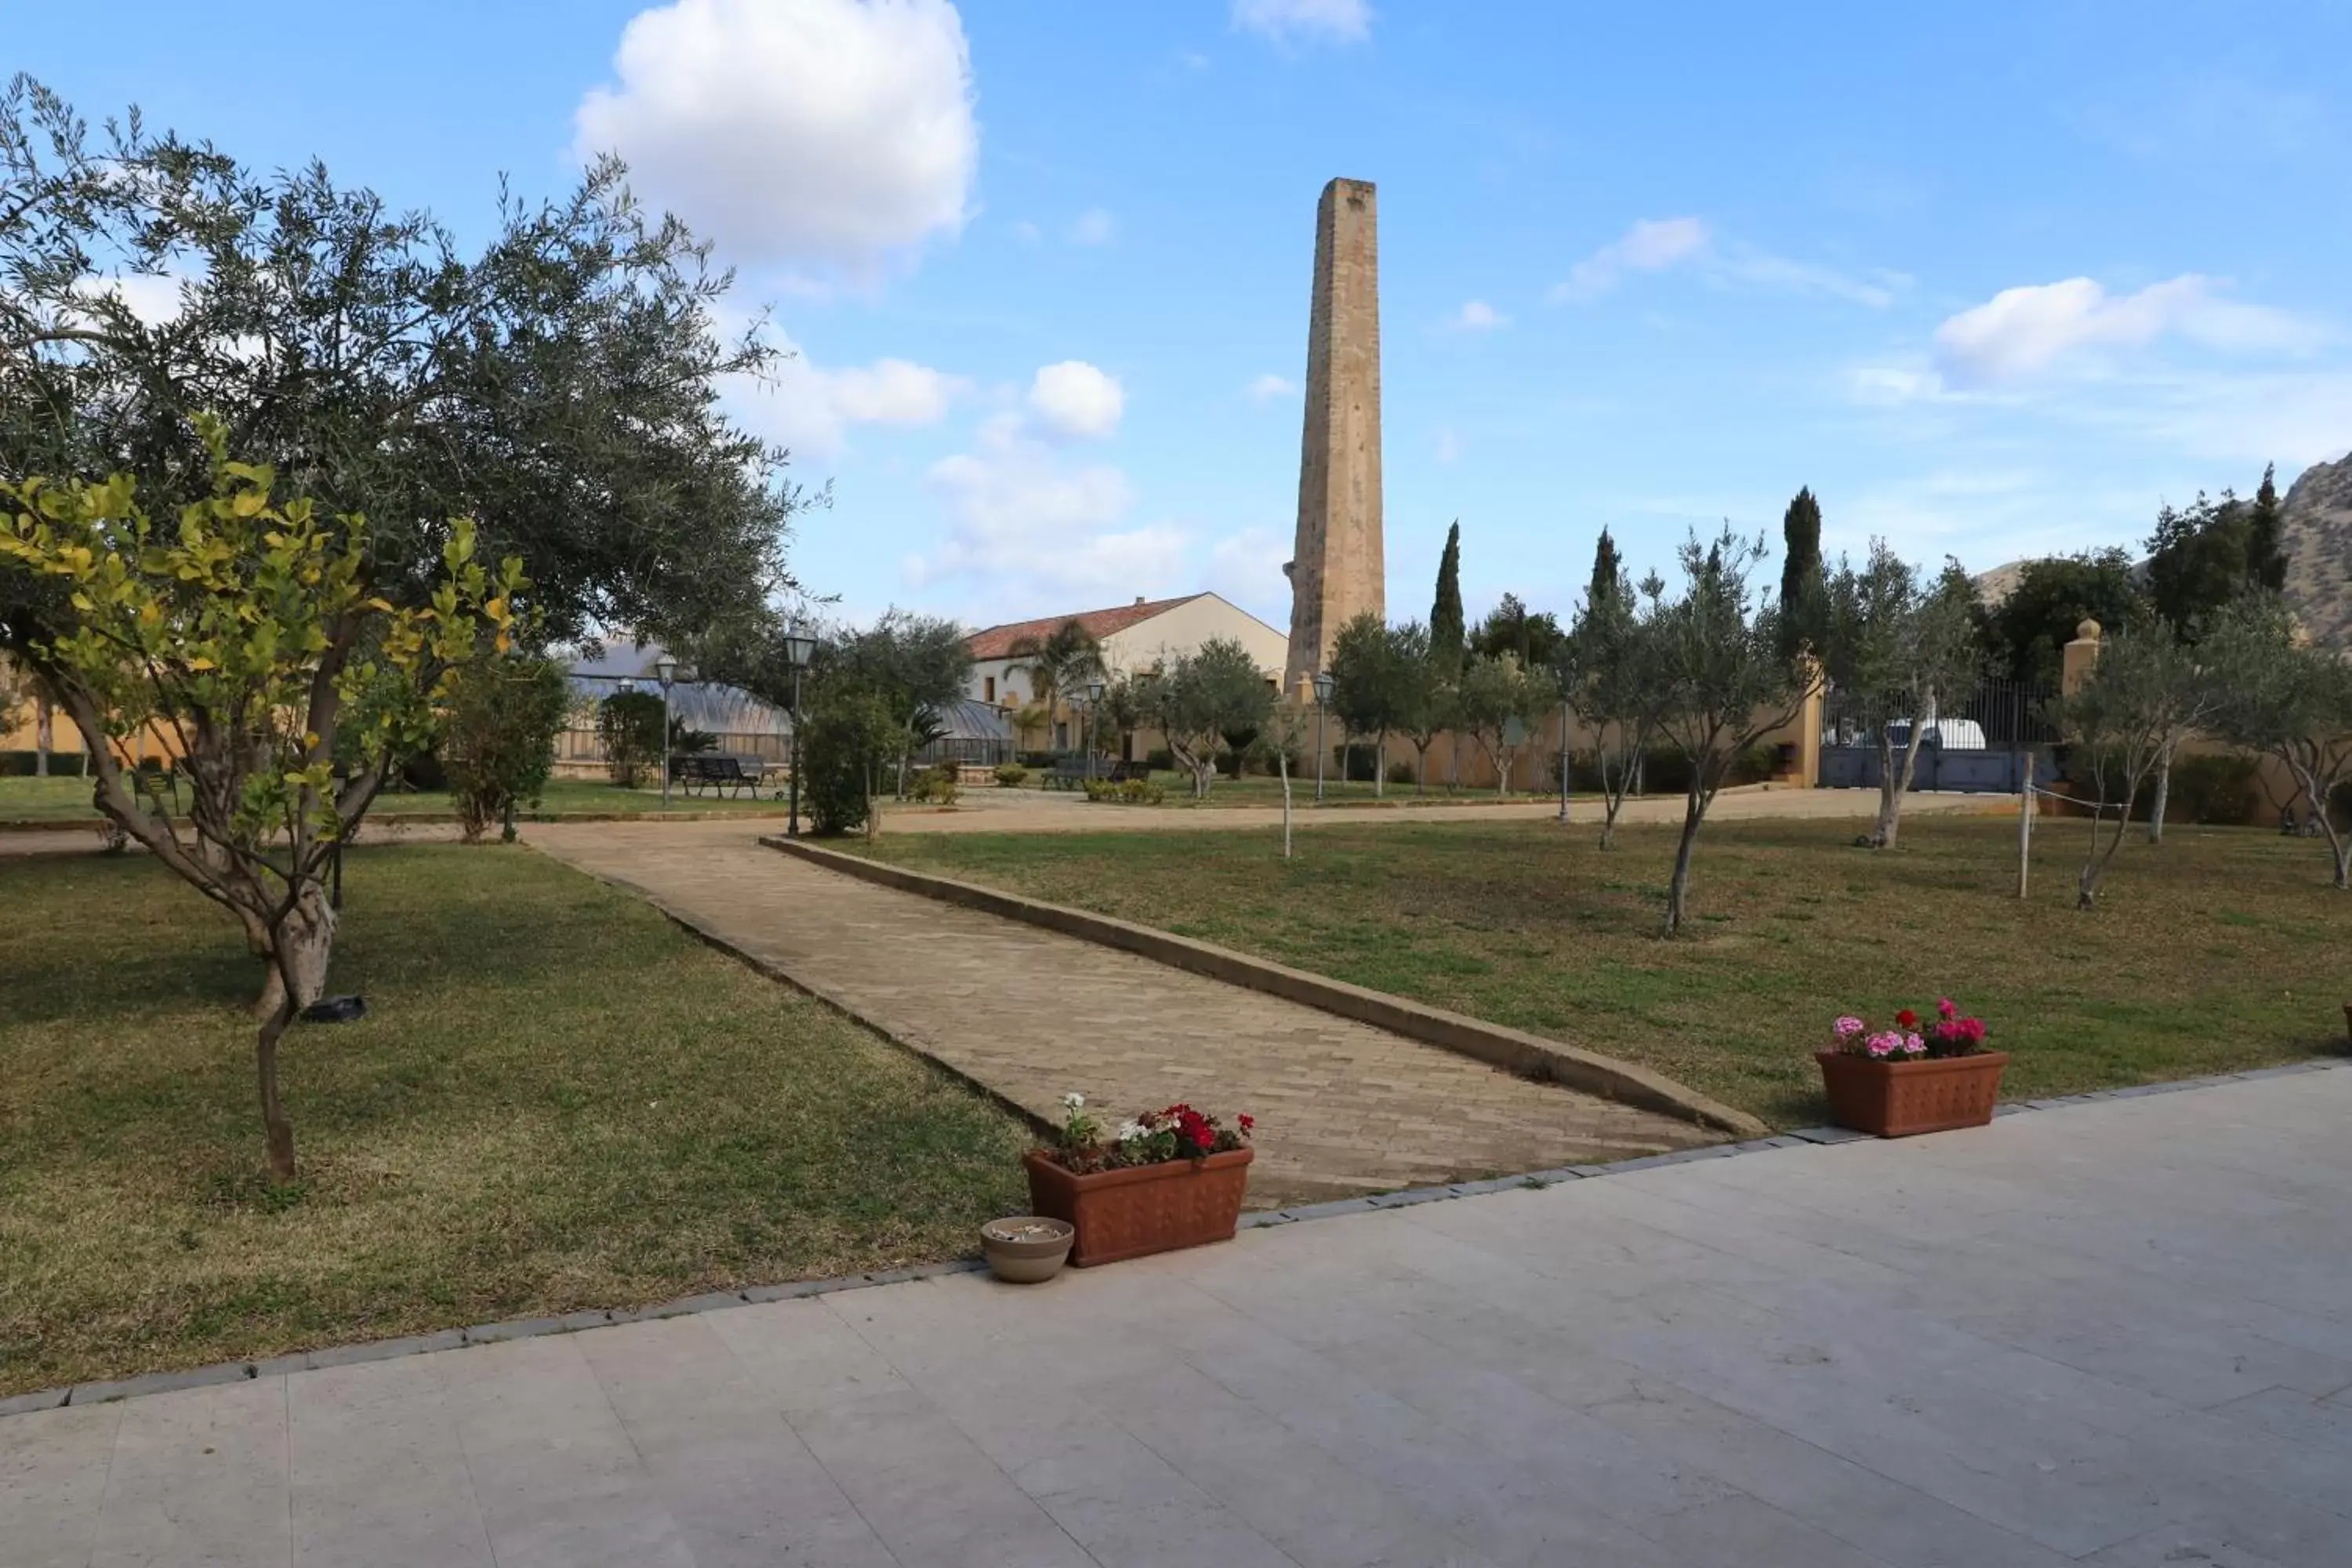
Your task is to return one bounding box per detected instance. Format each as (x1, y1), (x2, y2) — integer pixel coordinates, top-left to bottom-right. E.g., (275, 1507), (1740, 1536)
(7, 1057), (2338, 1423)
(768, 837), (1769, 1140)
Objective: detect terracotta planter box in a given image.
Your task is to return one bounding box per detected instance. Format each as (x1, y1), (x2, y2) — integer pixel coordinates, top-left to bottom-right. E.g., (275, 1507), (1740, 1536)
(1815, 1051), (2009, 1138)
(1023, 1149), (1252, 1266)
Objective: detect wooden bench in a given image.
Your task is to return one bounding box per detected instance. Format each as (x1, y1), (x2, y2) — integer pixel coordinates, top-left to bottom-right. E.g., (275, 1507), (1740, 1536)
(1042, 759), (1091, 790)
(675, 753), (767, 798)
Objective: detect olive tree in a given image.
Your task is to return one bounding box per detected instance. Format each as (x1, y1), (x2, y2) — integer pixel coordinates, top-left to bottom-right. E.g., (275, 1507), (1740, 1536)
(2204, 601), (2352, 888)
(1147, 637), (1273, 799)
(1563, 561), (1671, 847)
(1327, 612), (1417, 797)
(2, 77), (804, 671)
(1, 435), (522, 1179)
(2056, 623), (2216, 908)
(1651, 527), (1805, 935)
(1457, 652), (1557, 797)
(1820, 544), (1982, 849)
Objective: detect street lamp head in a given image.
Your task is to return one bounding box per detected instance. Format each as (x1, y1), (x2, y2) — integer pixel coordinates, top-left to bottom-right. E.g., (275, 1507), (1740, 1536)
(616, 677), (635, 695)
(782, 626), (817, 672)
(1083, 681), (1105, 702)
(1312, 670), (1335, 705)
(653, 655), (678, 684)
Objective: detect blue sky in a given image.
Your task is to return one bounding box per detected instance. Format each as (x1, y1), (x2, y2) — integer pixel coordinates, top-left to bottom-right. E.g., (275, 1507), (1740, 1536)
(14, 0), (2351, 633)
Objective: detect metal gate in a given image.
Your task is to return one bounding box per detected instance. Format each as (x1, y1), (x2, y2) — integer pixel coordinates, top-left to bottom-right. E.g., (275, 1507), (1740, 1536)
(1818, 677), (2056, 794)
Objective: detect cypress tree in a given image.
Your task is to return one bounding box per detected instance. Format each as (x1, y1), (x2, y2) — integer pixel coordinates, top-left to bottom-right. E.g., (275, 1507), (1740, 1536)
(1588, 528), (1622, 612)
(1430, 520), (1465, 677)
(1777, 486), (1826, 659)
(2245, 463), (2288, 593)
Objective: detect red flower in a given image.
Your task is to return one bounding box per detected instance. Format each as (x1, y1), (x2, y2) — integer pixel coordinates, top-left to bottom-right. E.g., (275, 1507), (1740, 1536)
(1236, 1114), (1255, 1133)
(1961, 1018), (1987, 1043)
(1896, 1008), (1919, 1029)
(1936, 997), (1956, 1019)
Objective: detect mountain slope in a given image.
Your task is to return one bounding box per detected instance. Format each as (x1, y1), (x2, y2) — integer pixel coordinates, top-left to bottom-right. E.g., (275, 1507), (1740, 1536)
(2281, 452), (2352, 652)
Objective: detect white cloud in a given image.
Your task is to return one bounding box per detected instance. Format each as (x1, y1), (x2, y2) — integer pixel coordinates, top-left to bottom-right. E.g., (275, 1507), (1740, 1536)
(572, 0), (976, 275)
(1204, 527), (1292, 622)
(1932, 275), (2319, 384)
(1232, 0), (1369, 45)
(1552, 216), (1895, 307)
(1552, 217), (1711, 302)
(910, 434), (1189, 604)
(1068, 208), (1118, 246)
(1010, 220), (1043, 245)
(1448, 299), (1509, 332)
(727, 335), (964, 459)
(1026, 360), (1125, 441)
(1244, 372), (1298, 403)
(826, 358), (963, 425)
(71, 271), (191, 327)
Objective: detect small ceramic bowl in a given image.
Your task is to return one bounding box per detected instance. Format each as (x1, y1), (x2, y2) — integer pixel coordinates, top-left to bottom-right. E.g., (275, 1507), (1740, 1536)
(981, 1216), (1076, 1283)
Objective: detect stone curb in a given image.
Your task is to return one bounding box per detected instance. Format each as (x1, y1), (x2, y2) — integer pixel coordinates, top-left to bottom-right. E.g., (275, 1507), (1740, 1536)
(8, 1060), (2343, 1421)
(765, 837), (1769, 1141)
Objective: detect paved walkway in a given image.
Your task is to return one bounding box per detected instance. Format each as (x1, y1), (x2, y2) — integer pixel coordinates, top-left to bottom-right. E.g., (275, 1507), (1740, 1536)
(532, 822), (1706, 1206)
(9, 1069), (2348, 1566)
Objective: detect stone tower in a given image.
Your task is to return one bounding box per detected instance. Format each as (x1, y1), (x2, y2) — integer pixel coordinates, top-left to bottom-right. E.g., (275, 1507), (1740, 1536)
(1283, 177), (1385, 693)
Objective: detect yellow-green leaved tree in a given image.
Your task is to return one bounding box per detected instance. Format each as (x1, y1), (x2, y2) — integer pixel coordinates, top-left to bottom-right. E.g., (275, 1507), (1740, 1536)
(0, 421), (524, 1179)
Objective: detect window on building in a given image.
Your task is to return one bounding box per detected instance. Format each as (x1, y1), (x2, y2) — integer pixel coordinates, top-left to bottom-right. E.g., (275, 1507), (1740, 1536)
(984, 676), (996, 702)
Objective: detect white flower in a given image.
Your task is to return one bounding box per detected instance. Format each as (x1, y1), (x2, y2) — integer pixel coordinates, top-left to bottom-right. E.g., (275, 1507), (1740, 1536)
(1060, 1092), (1085, 1110)
(1116, 1120), (1149, 1142)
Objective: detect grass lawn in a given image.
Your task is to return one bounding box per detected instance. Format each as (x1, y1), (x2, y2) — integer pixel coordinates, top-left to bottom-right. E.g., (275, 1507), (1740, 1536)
(0, 774), (796, 825)
(0, 844), (1030, 1397)
(855, 815), (2351, 1127)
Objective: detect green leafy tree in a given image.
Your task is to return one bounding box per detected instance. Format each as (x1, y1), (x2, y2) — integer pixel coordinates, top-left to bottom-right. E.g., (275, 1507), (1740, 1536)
(0, 433), (523, 1179)
(1980, 551), (2146, 688)
(1428, 520), (1465, 680)
(2202, 600), (2352, 888)
(2244, 464), (2288, 593)
(2145, 492), (2252, 638)
(1004, 619), (1104, 753)
(1653, 526), (1806, 933)
(1145, 637), (1273, 799)
(832, 611), (974, 796)
(1457, 652), (1558, 798)
(1777, 487), (1828, 660)
(1386, 619), (1451, 793)
(2056, 624), (2222, 907)
(1327, 612), (1418, 797)
(1588, 528), (1624, 616)
(1820, 545), (1983, 849)
(441, 653), (570, 843)
(0, 77), (805, 673)
(800, 684), (897, 837)
(596, 690), (666, 788)
(1468, 593), (1568, 669)
(1563, 560), (1671, 847)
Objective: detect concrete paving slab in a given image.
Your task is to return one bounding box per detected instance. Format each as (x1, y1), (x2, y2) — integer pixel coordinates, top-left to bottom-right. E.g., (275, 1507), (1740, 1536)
(5, 1069), (2348, 1566)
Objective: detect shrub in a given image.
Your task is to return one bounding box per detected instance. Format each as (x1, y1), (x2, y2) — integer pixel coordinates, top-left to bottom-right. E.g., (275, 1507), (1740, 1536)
(800, 688), (896, 836)
(1083, 777), (1166, 805)
(441, 655), (571, 842)
(1017, 750), (1058, 769)
(909, 764), (961, 805)
(2155, 753), (2261, 826)
(1145, 747), (1174, 771)
(1385, 758), (1416, 786)
(993, 763), (1029, 787)
(597, 691), (667, 787)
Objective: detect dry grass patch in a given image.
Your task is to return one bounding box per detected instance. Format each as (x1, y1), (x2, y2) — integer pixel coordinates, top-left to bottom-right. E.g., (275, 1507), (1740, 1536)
(0, 844), (1029, 1396)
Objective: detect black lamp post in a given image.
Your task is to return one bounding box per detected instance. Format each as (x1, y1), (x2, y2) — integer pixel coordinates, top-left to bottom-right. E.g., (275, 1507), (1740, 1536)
(1082, 680), (1106, 779)
(782, 623), (816, 837)
(1312, 670), (1334, 803)
(654, 655), (691, 811)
